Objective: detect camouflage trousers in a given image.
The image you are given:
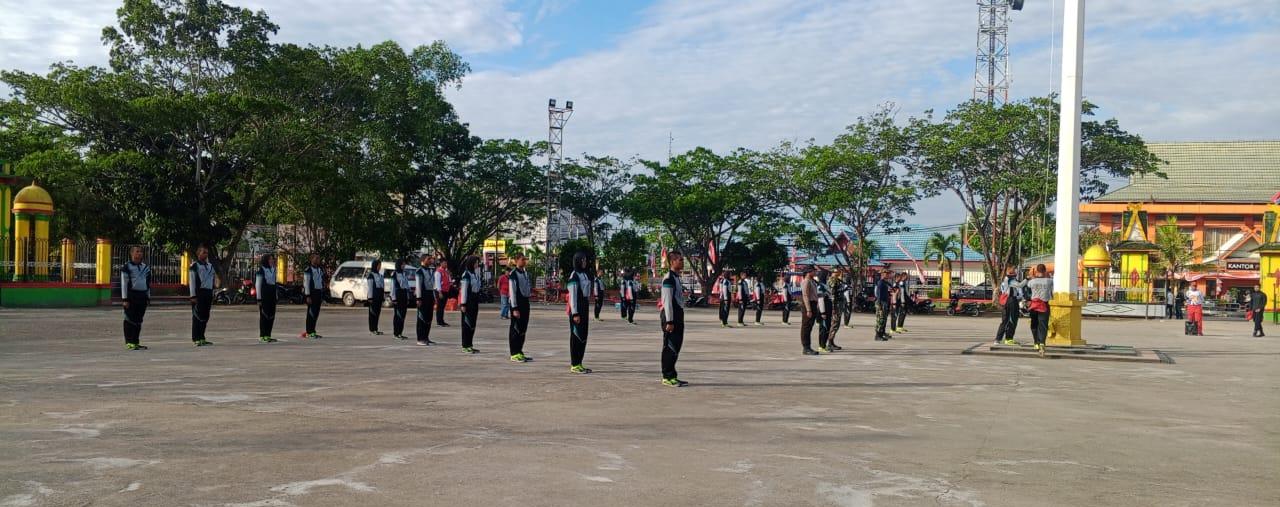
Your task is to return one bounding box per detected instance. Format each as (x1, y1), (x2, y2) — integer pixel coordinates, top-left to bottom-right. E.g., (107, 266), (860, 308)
(875, 302), (890, 338)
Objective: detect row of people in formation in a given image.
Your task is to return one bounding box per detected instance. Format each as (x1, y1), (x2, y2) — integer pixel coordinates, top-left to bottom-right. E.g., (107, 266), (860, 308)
(118, 246), (694, 387)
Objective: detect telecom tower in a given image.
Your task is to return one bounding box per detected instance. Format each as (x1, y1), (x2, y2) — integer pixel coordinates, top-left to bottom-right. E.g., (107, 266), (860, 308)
(974, 0), (1024, 104)
(545, 99), (573, 280)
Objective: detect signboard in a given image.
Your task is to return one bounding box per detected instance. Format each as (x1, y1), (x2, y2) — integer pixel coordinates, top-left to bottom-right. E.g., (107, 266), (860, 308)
(1226, 261), (1259, 271)
(483, 239), (506, 254)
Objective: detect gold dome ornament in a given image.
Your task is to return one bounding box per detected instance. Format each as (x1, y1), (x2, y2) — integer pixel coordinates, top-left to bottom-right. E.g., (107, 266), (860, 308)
(1081, 244), (1111, 270)
(12, 182), (54, 215)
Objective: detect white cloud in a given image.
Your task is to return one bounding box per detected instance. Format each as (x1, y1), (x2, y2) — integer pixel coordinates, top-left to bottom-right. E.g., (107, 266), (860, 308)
(0, 0), (525, 76)
(448, 0), (1280, 225)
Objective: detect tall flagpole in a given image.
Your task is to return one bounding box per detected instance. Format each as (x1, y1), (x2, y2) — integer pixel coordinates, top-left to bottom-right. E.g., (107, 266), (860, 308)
(1048, 0), (1087, 346)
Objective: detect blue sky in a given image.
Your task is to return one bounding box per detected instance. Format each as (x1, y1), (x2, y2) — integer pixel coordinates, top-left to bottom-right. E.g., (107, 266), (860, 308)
(2, 0), (1278, 227)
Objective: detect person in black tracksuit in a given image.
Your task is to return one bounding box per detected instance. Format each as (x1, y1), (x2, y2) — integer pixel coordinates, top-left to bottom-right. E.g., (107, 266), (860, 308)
(391, 259), (410, 340)
(1250, 285), (1268, 337)
(780, 274), (794, 325)
(120, 246), (151, 350)
(366, 259), (386, 335)
(736, 273), (750, 326)
(507, 253), (532, 361)
(593, 269), (606, 321)
(188, 246), (216, 346)
(800, 267), (819, 355)
(619, 269), (638, 325)
(993, 267), (1026, 344)
(753, 276), (766, 325)
(302, 254), (326, 338)
(717, 273), (733, 327)
(458, 255), (482, 353)
(816, 269), (834, 352)
(567, 251), (593, 373)
(660, 251), (689, 387)
(255, 254), (278, 343)
(414, 254), (437, 346)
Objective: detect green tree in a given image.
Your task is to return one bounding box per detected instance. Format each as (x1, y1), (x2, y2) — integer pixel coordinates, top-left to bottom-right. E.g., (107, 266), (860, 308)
(558, 155), (632, 247)
(600, 229), (647, 284)
(922, 232), (962, 272)
(765, 105), (929, 281)
(621, 147), (776, 297)
(1153, 217), (1206, 281)
(914, 96), (1163, 288)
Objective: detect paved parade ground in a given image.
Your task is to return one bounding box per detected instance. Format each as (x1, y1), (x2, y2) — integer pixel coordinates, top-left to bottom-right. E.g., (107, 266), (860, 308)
(1, 304), (1276, 506)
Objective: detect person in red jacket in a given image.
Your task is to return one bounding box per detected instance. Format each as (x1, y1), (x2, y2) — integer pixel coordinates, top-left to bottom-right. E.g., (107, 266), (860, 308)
(435, 257), (453, 327)
(498, 269), (511, 320)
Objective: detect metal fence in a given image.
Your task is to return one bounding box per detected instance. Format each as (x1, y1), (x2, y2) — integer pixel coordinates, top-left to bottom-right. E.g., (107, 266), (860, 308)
(110, 243), (184, 285)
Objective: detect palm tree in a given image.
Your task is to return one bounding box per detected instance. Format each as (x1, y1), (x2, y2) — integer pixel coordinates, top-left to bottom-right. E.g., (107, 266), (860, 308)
(1153, 217), (1208, 286)
(923, 232), (962, 273)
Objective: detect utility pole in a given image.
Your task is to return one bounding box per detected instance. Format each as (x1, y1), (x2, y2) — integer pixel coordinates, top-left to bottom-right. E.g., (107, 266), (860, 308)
(545, 99), (573, 287)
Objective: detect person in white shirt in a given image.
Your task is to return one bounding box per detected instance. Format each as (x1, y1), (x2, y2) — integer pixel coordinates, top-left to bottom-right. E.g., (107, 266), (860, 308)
(1186, 283), (1205, 335)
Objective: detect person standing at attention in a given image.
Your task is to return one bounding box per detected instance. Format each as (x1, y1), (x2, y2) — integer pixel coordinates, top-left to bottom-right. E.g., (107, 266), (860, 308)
(874, 270), (892, 341)
(717, 272), (734, 327)
(120, 246), (152, 351)
(188, 246), (216, 347)
(660, 251), (689, 387)
(507, 253), (533, 362)
(458, 255), (482, 353)
(414, 254), (437, 346)
(567, 251), (594, 374)
(593, 269), (607, 321)
(302, 254), (326, 339)
(366, 259), (386, 336)
(390, 259), (410, 340)
(620, 269), (639, 325)
(800, 267), (820, 355)
(435, 258), (453, 327)
(255, 253), (278, 343)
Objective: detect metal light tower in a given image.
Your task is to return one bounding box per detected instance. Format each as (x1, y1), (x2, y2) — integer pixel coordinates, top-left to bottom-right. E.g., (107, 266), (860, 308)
(974, 0), (1024, 104)
(545, 98), (573, 282)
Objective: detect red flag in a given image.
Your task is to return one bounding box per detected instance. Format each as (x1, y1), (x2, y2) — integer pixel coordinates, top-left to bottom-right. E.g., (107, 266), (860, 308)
(707, 240), (718, 265)
(660, 246), (667, 269)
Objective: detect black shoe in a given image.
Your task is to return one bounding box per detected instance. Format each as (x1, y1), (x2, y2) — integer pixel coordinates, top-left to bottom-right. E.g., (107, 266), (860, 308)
(803, 348), (819, 356)
(829, 344), (843, 351)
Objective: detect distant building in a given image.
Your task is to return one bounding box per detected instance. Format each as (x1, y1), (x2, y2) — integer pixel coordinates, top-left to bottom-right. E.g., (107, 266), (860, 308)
(792, 226), (987, 286)
(1080, 140), (1280, 298)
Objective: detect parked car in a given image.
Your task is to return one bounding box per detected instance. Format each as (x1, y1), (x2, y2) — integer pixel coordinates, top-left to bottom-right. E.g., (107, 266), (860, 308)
(329, 260), (416, 307)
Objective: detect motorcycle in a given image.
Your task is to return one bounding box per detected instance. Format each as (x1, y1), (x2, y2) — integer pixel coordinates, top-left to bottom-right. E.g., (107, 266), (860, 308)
(276, 284), (306, 305)
(946, 298), (982, 317)
(907, 295), (935, 314)
(215, 278), (254, 305)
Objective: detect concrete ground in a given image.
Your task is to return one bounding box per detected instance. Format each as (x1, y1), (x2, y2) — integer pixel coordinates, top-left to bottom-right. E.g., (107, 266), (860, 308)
(0, 303), (1276, 507)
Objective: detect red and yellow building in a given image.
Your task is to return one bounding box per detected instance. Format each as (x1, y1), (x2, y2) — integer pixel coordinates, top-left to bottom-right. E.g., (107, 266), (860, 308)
(1081, 141), (1280, 299)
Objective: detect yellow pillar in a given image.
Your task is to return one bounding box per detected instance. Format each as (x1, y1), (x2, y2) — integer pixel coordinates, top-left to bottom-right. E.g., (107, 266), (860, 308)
(940, 268), (952, 302)
(34, 217), (50, 278)
(13, 212), (31, 281)
(1260, 206), (1280, 323)
(1047, 292), (1088, 346)
(180, 251), (191, 285)
(61, 239), (75, 283)
(277, 252), (287, 283)
(95, 238), (113, 284)
(1, 161), (13, 275)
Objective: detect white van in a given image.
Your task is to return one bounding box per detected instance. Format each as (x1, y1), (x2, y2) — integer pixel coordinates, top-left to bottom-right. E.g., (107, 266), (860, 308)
(329, 260), (417, 307)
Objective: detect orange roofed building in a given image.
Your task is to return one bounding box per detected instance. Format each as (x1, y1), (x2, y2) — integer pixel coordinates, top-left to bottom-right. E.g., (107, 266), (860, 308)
(1080, 141), (1280, 298)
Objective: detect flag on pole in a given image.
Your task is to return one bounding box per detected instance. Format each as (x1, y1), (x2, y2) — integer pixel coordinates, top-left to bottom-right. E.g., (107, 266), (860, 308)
(895, 241), (928, 285)
(707, 240), (718, 265)
(826, 232), (851, 255)
(660, 246), (667, 269)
